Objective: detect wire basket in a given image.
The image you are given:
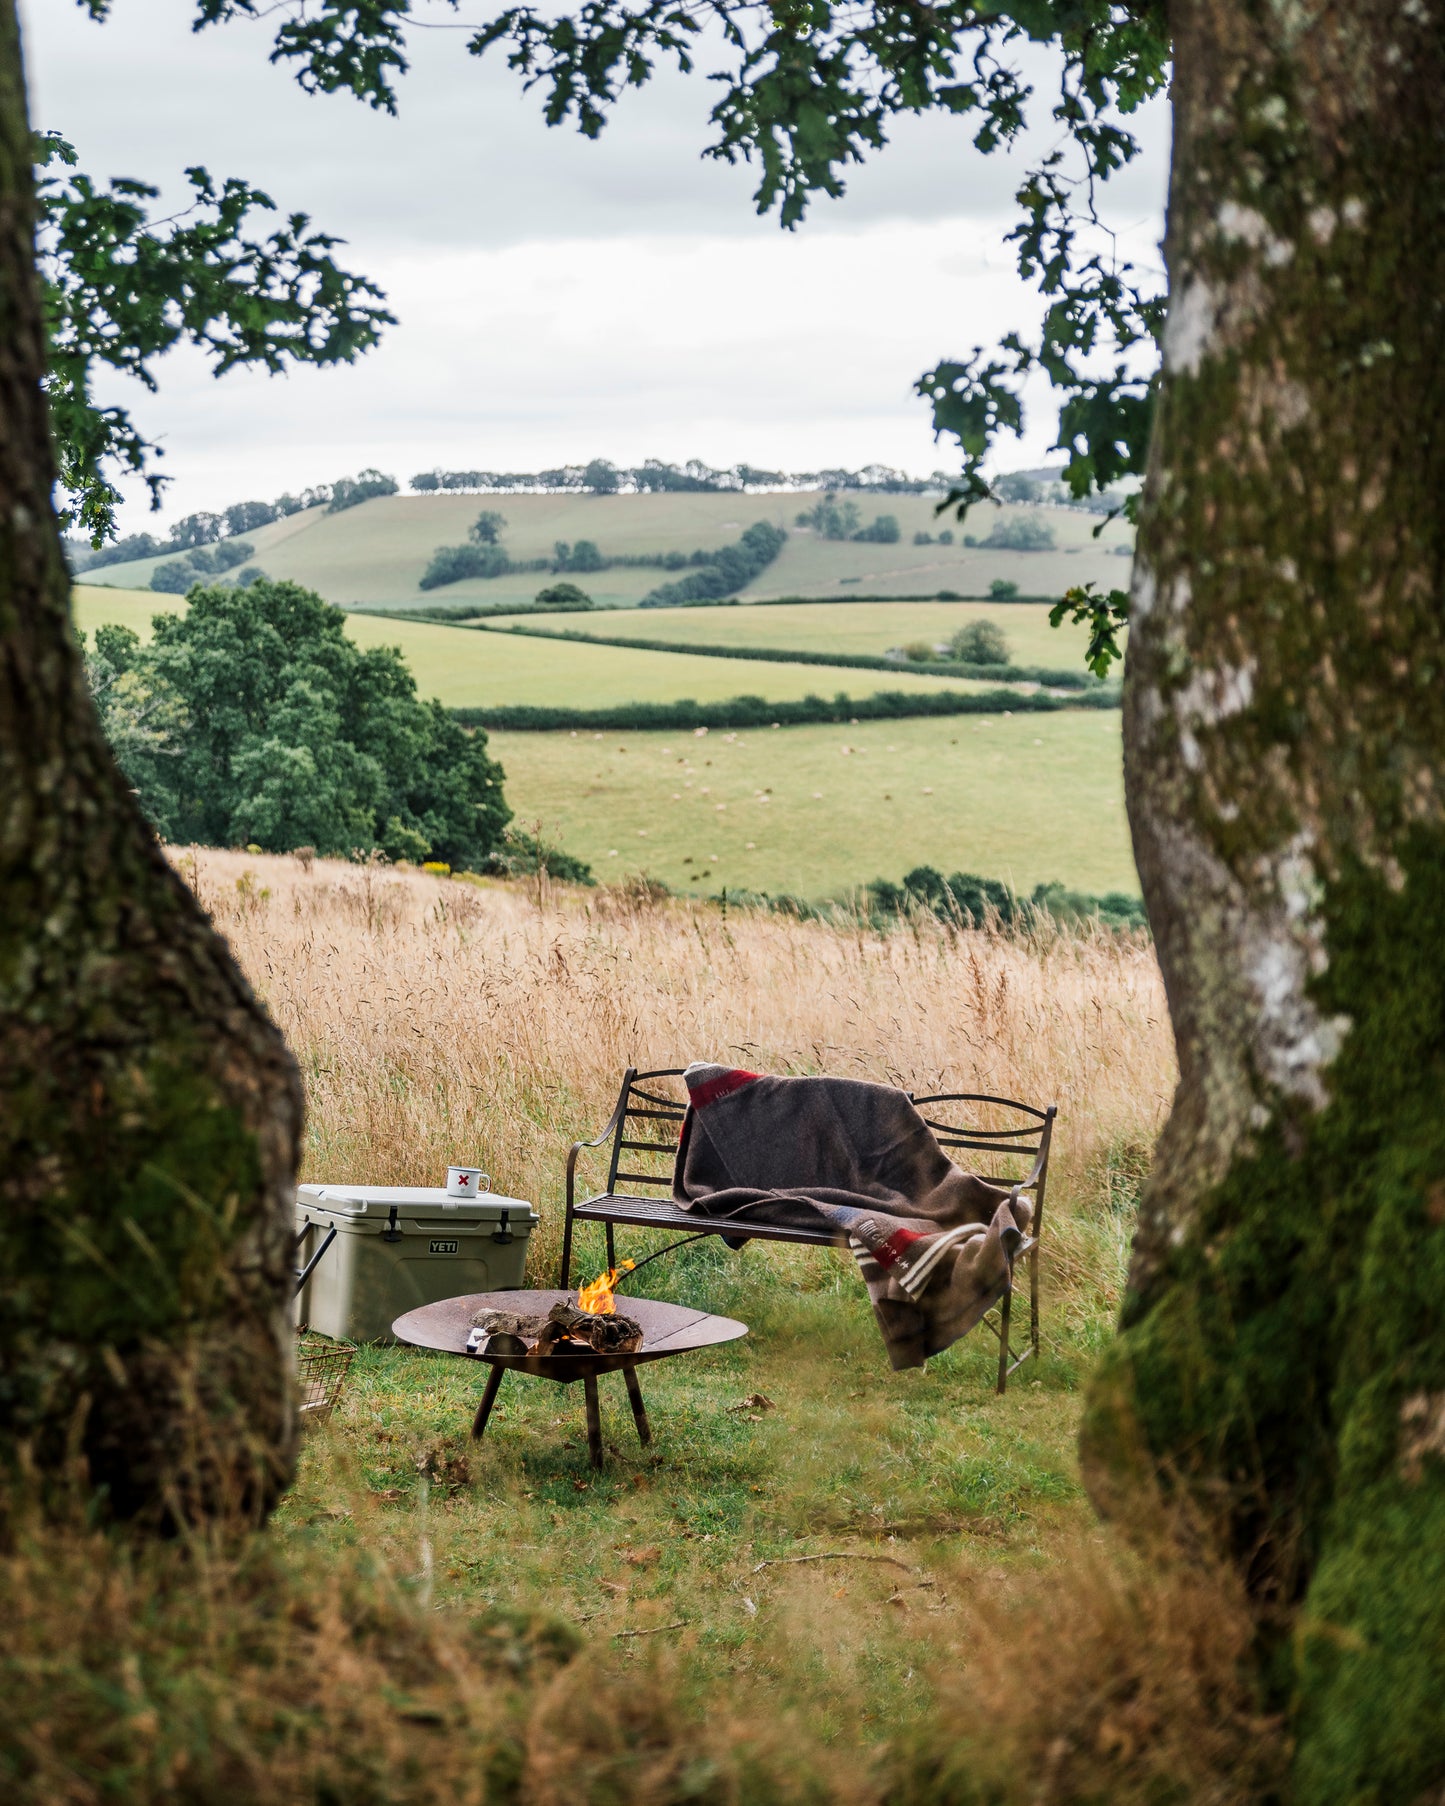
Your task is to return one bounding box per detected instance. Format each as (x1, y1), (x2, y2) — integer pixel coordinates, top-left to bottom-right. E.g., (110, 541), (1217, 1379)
(296, 1330), (356, 1427)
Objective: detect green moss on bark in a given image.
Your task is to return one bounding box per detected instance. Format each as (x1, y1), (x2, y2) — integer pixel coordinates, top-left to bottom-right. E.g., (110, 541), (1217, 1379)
(1084, 833), (1445, 1793)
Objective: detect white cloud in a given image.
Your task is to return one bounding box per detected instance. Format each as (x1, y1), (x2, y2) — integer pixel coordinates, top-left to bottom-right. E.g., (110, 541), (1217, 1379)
(23, 0), (1167, 523)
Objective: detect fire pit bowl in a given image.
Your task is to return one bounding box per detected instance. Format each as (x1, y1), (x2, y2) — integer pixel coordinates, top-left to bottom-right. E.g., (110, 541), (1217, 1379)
(392, 1289), (748, 1469)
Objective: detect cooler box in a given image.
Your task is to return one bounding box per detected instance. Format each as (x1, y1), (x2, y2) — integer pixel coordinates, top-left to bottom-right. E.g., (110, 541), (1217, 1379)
(295, 1184), (537, 1343)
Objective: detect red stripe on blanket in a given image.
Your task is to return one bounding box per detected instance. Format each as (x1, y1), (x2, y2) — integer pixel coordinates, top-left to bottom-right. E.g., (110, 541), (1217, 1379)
(687, 1068), (762, 1109)
(873, 1227), (928, 1269)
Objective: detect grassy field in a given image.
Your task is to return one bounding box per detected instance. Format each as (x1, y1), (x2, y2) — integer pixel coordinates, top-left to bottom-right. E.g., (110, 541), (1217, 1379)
(492, 710), (1132, 896)
(73, 585), (1012, 710)
(79, 489), (1133, 611)
(72, 584), (1130, 895)
(343, 618), (1001, 712)
(501, 598), (1102, 668)
(3, 855), (1278, 1806)
(9, 859), (1277, 1806)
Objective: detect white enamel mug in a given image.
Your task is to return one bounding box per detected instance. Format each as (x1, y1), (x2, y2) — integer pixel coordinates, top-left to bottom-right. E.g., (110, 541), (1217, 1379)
(446, 1166), (490, 1198)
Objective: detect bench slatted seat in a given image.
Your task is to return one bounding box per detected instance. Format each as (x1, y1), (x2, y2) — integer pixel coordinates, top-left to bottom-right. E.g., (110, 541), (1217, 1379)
(561, 1067), (1057, 1392)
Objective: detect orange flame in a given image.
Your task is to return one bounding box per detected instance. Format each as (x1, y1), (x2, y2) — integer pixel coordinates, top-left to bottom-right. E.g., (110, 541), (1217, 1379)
(575, 1260), (635, 1315)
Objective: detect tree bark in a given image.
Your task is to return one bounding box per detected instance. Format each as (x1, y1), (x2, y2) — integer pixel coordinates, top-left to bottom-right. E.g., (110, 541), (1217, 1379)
(0, 2), (303, 1523)
(1082, 0), (1445, 1794)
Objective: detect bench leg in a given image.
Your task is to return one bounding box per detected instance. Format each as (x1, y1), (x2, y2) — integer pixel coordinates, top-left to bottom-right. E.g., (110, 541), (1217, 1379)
(471, 1364), (506, 1440)
(559, 1206), (575, 1288)
(996, 1284), (1013, 1396)
(1029, 1242), (1041, 1361)
(605, 1221), (616, 1271)
(622, 1363), (652, 1448)
(583, 1373), (604, 1469)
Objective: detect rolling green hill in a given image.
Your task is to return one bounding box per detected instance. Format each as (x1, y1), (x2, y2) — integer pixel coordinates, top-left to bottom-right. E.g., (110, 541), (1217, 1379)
(78, 490), (1133, 612)
(72, 583), (1133, 895)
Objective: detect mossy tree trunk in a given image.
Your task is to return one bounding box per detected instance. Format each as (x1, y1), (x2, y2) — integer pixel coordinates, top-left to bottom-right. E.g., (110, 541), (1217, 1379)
(0, 2), (303, 1524)
(1082, 0), (1445, 1794)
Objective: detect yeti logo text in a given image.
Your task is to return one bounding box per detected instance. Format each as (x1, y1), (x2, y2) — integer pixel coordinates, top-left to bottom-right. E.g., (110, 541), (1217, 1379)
(429, 1239), (460, 1255)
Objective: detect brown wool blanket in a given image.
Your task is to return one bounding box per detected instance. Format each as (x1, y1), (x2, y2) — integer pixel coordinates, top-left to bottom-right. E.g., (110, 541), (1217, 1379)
(672, 1063), (1032, 1370)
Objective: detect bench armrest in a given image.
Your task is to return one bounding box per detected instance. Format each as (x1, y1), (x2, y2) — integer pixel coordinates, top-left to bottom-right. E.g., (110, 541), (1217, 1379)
(565, 1075), (632, 1213)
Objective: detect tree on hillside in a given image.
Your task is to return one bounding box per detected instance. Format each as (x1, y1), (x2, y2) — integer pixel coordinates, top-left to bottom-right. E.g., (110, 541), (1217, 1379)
(582, 457), (619, 493)
(470, 508), (506, 545)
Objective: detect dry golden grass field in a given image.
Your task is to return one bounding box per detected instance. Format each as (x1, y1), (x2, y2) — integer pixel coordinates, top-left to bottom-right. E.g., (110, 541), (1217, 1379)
(5, 855), (1282, 1806)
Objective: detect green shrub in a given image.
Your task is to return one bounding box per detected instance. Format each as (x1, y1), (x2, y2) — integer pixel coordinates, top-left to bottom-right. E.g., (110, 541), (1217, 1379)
(902, 639), (936, 662)
(950, 619), (1010, 664)
(533, 581), (594, 610)
(420, 542), (510, 589)
(989, 578), (1020, 600)
(982, 514), (1055, 551)
(853, 513), (900, 543)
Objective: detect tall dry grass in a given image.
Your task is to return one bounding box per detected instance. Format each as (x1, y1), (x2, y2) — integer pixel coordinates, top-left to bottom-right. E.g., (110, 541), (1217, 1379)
(183, 848), (1174, 1297)
(1, 854), (1288, 1806)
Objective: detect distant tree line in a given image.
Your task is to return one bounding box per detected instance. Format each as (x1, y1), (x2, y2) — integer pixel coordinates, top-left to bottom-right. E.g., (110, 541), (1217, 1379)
(151, 541), (266, 594)
(408, 458), (953, 496)
(67, 469), (400, 574)
(83, 580), (510, 867)
(795, 497), (900, 543)
(419, 512), (787, 601)
(637, 521), (787, 606)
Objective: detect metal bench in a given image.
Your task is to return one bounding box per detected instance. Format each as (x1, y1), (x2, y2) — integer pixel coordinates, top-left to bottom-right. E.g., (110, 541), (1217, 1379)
(561, 1067), (1057, 1392)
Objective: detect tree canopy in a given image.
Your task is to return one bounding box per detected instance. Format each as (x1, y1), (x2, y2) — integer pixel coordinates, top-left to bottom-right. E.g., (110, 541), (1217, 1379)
(37, 130), (391, 542)
(84, 580), (511, 866)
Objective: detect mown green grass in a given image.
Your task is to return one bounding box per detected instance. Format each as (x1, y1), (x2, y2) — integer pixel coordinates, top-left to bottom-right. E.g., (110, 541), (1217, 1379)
(80, 491), (1133, 610)
(280, 1228), (1114, 1743)
(502, 599), (1101, 668)
(493, 710), (1133, 896)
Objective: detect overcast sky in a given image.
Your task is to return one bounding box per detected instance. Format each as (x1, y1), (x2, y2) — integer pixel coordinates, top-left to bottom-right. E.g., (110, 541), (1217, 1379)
(24, 1), (1169, 527)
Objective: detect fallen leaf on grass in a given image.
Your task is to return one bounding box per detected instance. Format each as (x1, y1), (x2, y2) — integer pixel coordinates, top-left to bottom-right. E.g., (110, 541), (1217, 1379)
(619, 1545), (661, 1568)
(726, 1394), (775, 1414)
(371, 1488), (404, 1503)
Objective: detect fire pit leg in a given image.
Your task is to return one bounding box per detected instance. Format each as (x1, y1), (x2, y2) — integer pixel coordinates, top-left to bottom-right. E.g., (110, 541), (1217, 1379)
(470, 1364), (506, 1441)
(582, 1373), (604, 1469)
(622, 1363), (652, 1448)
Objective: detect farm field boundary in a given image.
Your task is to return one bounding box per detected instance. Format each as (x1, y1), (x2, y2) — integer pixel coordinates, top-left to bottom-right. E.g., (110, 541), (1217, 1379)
(478, 620), (1096, 689)
(455, 684), (1119, 733)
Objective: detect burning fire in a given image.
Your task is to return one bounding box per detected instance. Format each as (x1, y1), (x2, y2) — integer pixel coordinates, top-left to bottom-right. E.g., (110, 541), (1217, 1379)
(575, 1260), (635, 1315)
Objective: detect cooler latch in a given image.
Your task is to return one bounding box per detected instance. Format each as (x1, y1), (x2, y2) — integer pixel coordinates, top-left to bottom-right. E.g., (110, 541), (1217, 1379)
(492, 1208), (514, 1245)
(380, 1205), (403, 1244)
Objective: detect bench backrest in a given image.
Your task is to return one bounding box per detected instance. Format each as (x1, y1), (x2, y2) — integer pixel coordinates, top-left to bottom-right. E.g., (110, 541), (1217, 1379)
(602, 1070), (1056, 1228)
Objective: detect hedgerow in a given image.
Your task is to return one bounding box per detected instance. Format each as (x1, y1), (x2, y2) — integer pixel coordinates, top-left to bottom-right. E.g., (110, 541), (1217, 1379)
(452, 684), (1119, 733)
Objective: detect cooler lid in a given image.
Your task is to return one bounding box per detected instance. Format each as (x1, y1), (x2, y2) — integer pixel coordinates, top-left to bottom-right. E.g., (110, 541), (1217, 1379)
(298, 1184), (535, 1221)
